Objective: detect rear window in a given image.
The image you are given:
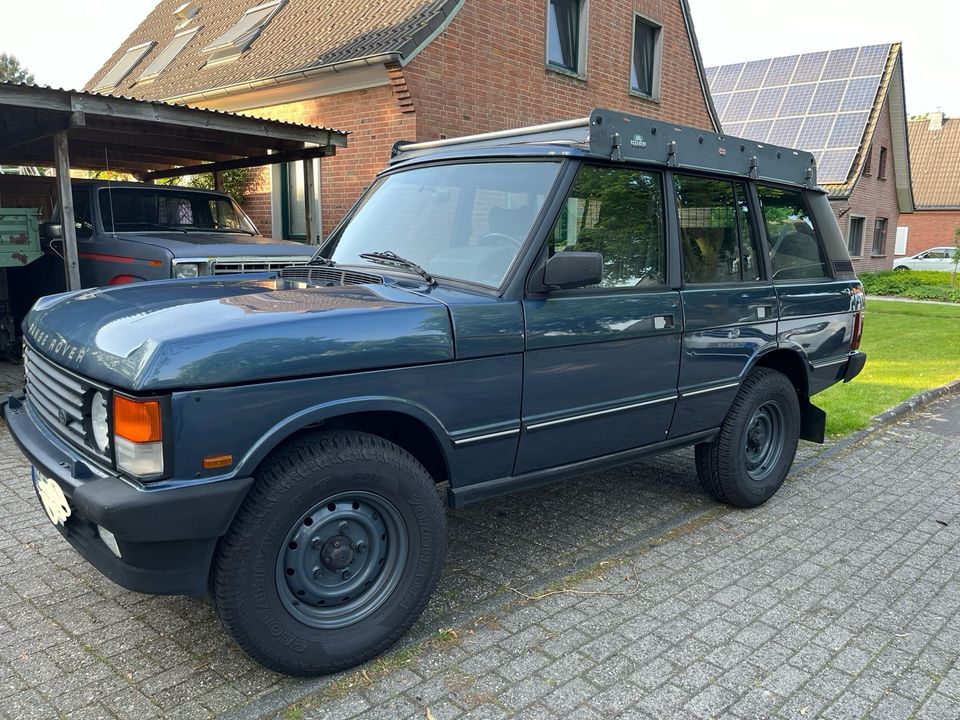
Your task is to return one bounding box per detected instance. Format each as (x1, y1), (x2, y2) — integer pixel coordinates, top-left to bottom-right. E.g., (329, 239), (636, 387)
(756, 185), (831, 281)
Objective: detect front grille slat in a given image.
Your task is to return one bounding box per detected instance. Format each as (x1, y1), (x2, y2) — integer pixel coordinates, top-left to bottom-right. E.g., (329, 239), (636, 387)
(26, 368), (83, 411)
(26, 349), (84, 394)
(28, 382), (86, 444)
(280, 265), (384, 286)
(210, 257), (309, 275)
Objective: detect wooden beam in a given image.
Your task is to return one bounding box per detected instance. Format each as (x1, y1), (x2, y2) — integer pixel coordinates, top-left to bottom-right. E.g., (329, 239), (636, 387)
(139, 145), (335, 181)
(302, 158), (316, 245)
(54, 132), (81, 291)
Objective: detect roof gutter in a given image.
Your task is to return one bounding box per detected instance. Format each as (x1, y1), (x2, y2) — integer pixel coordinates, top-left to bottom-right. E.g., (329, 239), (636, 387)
(679, 0), (721, 132)
(161, 52), (403, 106)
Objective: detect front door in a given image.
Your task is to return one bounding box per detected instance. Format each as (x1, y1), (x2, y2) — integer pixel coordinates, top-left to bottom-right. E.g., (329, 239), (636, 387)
(516, 164), (682, 475)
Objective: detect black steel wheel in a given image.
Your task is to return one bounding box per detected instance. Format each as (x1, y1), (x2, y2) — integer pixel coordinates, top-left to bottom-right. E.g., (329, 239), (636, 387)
(695, 368), (800, 508)
(213, 431), (446, 676)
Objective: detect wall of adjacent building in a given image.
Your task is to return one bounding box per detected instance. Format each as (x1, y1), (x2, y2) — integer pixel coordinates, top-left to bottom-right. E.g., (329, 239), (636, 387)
(899, 210), (960, 255)
(831, 95), (903, 274)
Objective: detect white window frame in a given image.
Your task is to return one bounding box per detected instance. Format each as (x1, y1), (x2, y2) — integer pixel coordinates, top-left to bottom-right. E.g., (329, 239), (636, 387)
(270, 159), (322, 243)
(629, 12), (663, 101)
(846, 214), (866, 258)
(545, 0), (589, 77)
(93, 42), (155, 92)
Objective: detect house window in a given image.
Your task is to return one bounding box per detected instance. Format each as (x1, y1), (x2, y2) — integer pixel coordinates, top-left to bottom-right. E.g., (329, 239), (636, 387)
(138, 28), (200, 81)
(847, 216), (864, 256)
(202, 0), (286, 65)
(281, 163), (306, 240)
(631, 15), (662, 98)
(92, 42), (155, 91)
(546, 0), (585, 74)
(862, 146), (872, 176)
(878, 146), (888, 179)
(872, 217), (888, 255)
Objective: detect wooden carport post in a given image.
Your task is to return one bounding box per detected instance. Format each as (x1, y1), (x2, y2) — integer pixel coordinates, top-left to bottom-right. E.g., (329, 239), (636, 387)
(53, 132), (82, 291)
(302, 158), (317, 245)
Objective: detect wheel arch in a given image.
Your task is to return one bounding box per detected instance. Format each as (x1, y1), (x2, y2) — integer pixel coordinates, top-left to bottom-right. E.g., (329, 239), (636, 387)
(748, 347), (826, 443)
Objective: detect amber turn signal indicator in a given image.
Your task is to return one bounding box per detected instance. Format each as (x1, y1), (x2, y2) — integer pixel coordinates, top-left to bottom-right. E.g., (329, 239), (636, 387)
(113, 395), (162, 443)
(202, 454), (233, 469)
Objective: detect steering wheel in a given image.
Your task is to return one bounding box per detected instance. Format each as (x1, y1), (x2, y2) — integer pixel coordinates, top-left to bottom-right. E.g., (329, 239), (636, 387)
(477, 232), (522, 248)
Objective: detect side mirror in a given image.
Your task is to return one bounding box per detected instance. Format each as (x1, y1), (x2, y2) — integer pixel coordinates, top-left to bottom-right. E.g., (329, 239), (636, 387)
(543, 251), (602, 290)
(40, 222), (63, 241)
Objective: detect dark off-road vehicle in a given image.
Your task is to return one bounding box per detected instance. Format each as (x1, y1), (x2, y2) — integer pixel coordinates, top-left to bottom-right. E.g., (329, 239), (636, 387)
(5, 109), (865, 675)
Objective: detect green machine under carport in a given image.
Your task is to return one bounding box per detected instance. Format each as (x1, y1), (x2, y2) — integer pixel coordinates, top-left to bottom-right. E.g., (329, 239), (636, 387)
(0, 207), (43, 356)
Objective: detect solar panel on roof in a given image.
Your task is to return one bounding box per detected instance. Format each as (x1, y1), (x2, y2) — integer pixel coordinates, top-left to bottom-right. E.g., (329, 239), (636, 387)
(704, 66), (719, 85)
(821, 47), (858, 80)
(778, 84), (815, 117)
(752, 87), (786, 118)
(725, 91), (758, 122)
(792, 51), (828, 83)
(737, 59), (771, 90)
(743, 120), (773, 143)
(723, 123), (745, 137)
(712, 64), (743, 93)
(808, 80), (848, 115)
(766, 117), (803, 147)
(840, 76), (881, 112)
(764, 55), (798, 87)
(712, 93), (732, 117)
(797, 115), (835, 148)
(818, 149), (858, 183)
(852, 44), (889, 76)
(827, 112), (870, 148)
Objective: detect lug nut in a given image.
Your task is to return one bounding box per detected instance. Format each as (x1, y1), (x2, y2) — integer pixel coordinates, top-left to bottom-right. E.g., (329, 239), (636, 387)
(342, 570), (351, 580)
(339, 522), (349, 534)
(356, 541), (367, 553)
(312, 566), (322, 578)
(311, 537), (322, 549)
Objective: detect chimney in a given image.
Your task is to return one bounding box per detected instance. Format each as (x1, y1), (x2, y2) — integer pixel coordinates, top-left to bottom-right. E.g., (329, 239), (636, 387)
(929, 109), (945, 131)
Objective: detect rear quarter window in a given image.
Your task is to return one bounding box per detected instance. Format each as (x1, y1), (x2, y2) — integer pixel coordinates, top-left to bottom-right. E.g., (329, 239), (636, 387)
(756, 185), (831, 281)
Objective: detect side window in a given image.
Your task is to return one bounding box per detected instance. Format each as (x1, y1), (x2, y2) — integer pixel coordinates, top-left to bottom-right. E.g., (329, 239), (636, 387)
(674, 175), (760, 284)
(548, 165), (666, 288)
(756, 185), (831, 281)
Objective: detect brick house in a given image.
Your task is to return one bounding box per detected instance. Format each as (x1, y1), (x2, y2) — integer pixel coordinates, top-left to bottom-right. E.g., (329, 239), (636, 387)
(707, 44), (914, 273)
(85, 0), (719, 240)
(900, 111), (960, 255)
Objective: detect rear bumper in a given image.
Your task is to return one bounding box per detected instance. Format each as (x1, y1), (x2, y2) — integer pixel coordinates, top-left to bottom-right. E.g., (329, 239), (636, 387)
(4, 393), (253, 596)
(843, 350), (867, 383)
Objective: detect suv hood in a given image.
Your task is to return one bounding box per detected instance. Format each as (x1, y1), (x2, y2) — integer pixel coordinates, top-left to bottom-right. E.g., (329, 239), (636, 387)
(24, 278), (453, 391)
(112, 232), (316, 257)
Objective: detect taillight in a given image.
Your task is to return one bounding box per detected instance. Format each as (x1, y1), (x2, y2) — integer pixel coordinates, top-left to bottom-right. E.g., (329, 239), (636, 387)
(851, 311), (863, 350)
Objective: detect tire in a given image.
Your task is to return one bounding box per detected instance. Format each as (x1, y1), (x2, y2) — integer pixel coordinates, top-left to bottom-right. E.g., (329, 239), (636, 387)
(212, 431), (446, 676)
(695, 368), (800, 508)
(893, 265), (909, 271)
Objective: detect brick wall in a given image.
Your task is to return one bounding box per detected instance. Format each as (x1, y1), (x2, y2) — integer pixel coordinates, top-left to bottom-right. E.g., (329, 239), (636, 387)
(831, 95), (903, 274)
(899, 209), (960, 255)
(404, 0), (714, 142)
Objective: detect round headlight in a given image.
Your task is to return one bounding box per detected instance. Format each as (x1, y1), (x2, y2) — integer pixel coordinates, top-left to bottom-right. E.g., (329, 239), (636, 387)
(174, 263), (200, 278)
(91, 391), (110, 453)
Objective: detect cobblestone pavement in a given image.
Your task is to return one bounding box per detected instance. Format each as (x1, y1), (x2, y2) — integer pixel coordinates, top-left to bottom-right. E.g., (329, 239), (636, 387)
(0, 354), (957, 719)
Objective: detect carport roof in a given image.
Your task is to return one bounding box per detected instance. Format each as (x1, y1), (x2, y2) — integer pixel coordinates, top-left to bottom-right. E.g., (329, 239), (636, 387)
(0, 82), (348, 179)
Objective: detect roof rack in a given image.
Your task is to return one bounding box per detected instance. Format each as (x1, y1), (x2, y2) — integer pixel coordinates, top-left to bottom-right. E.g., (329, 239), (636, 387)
(391, 108), (819, 189)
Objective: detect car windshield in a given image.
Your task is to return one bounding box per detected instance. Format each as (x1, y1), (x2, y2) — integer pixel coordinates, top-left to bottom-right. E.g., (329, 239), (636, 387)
(98, 187), (257, 234)
(324, 161), (562, 287)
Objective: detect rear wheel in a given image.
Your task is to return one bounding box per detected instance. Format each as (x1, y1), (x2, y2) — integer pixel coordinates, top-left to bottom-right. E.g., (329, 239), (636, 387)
(212, 431), (446, 676)
(695, 368), (800, 508)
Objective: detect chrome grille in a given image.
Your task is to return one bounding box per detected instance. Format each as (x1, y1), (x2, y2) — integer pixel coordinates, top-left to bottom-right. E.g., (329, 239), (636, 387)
(23, 345), (90, 449)
(280, 265), (384, 286)
(210, 257), (308, 275)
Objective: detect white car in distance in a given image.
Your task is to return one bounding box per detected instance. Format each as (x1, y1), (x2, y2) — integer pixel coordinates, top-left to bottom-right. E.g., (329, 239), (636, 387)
(894, 246), (959, 271)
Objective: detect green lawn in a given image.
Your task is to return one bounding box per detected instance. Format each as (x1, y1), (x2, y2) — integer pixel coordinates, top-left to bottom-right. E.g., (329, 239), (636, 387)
(815, 299), (960, 436)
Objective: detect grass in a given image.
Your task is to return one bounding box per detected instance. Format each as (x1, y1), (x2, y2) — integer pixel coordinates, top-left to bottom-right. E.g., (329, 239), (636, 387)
(816, 299), (960, 436)
(859, 269), (960, 303)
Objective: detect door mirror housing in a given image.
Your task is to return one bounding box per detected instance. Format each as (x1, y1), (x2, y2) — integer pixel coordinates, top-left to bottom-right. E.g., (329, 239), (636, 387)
(542, 252), (602, 290)
(40, 222), (63, 241)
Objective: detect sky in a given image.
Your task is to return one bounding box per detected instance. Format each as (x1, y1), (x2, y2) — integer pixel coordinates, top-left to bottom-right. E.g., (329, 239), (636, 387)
(1, 0), (956, 117)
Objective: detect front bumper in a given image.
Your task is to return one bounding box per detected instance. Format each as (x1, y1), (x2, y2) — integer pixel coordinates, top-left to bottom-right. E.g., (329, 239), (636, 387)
(3, 393), (253, 596)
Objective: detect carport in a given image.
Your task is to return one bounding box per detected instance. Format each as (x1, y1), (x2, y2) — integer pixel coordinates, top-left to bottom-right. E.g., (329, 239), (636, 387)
(0, 82), (347, 290)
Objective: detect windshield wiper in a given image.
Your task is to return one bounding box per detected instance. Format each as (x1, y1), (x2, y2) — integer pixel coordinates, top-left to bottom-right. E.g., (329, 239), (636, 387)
(134, 222), (189, 234)
(359, 250), (436, 286)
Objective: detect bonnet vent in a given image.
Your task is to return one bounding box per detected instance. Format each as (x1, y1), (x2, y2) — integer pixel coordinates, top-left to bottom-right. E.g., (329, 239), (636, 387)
(280, 265), (384, 286)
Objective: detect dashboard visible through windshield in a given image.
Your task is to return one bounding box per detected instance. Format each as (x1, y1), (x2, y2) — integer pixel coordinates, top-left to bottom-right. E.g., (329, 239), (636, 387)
(324, 161), (562, 288)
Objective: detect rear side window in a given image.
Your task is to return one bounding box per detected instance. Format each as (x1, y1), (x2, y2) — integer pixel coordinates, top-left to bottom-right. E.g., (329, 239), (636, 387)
(674, 175), (760, 284)
(549, 165), (666, 288)
(756, 185), (831, 281)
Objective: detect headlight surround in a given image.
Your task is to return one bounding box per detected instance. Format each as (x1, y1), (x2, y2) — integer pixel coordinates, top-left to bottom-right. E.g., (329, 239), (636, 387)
(90, 391), (110, 453)
(174, 262), (200, 279)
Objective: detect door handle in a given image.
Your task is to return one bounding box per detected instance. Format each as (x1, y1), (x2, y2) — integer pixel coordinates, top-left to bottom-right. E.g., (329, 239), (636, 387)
(653, 314), (675, 330)
(756, 305), (774, 320)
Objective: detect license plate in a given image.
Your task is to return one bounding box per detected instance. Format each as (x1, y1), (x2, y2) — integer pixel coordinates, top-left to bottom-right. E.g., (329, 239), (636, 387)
(34, 469), (72, 527)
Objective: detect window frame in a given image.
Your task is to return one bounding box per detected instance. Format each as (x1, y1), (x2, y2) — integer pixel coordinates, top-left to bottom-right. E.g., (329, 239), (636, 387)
(754, 181), (833, 283)
(545, 0), (589, 77)
(846, 214), (866, 257)
(279, 162), (309, 241)
(629, 12), (663, 101)
(862, 146), (873, 176)
(202, 0), (286, 66)
(872, 217), (888, 256)
(93, 42), (156, 92)
(877, 146), (888, 180)
(137, 27), (200, 82)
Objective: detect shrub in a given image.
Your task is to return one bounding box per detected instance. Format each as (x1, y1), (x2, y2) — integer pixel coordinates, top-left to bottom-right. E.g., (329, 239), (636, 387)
(860, 270), (960, 303)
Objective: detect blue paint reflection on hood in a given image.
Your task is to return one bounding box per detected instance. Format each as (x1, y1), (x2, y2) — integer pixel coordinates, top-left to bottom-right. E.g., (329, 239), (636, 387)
(25, 277), (453, 391)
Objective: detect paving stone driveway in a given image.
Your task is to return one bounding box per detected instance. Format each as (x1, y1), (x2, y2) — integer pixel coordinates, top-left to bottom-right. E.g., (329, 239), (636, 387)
(0, 354), (957, 719)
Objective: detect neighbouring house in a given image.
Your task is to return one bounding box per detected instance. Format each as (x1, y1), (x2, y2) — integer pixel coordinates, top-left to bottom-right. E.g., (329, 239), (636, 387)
(85, 0), (719, 240)
(706, 43), (914, 273)
(901, 111), (960, 255)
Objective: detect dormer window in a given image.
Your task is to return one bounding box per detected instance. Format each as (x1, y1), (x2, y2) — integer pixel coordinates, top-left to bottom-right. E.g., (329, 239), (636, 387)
(173, 1), (199, 28)
(92, 41), (155, 92)
(138, 28), (201, 82)
(201, 0), (286, 65)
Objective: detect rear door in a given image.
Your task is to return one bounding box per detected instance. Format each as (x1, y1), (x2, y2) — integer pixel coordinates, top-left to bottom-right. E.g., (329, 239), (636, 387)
(516, 163), (681, 475)
(670, 174), (777, 437)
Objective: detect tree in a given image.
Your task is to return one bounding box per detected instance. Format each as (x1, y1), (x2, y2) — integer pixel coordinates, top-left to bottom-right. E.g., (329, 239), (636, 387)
(0, 53), (35, 85)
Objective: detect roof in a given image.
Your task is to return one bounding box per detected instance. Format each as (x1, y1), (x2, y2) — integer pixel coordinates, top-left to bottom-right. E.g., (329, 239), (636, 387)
(908, 115), (960, 209)
(84, 0), (463, 102)
(706, 43), (913, 211)
(0, 82), (347, 178)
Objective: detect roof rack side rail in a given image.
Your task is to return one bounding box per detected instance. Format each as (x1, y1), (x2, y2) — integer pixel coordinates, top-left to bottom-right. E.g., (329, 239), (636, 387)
(391, 117), (591, 158)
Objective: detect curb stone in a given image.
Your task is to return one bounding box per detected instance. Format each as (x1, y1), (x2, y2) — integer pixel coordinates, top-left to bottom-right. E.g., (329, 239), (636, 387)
(226, 377), (960, 720)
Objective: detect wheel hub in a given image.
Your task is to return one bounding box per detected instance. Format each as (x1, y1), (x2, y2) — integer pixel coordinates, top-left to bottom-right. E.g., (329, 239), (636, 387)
(321, 535), (354, 570)
(743, 401), (785, 482)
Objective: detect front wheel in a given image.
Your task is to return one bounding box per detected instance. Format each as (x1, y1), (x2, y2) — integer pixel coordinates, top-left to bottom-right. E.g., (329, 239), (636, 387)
(212, 431), (446, 676)
(695, 368), (800, 508)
